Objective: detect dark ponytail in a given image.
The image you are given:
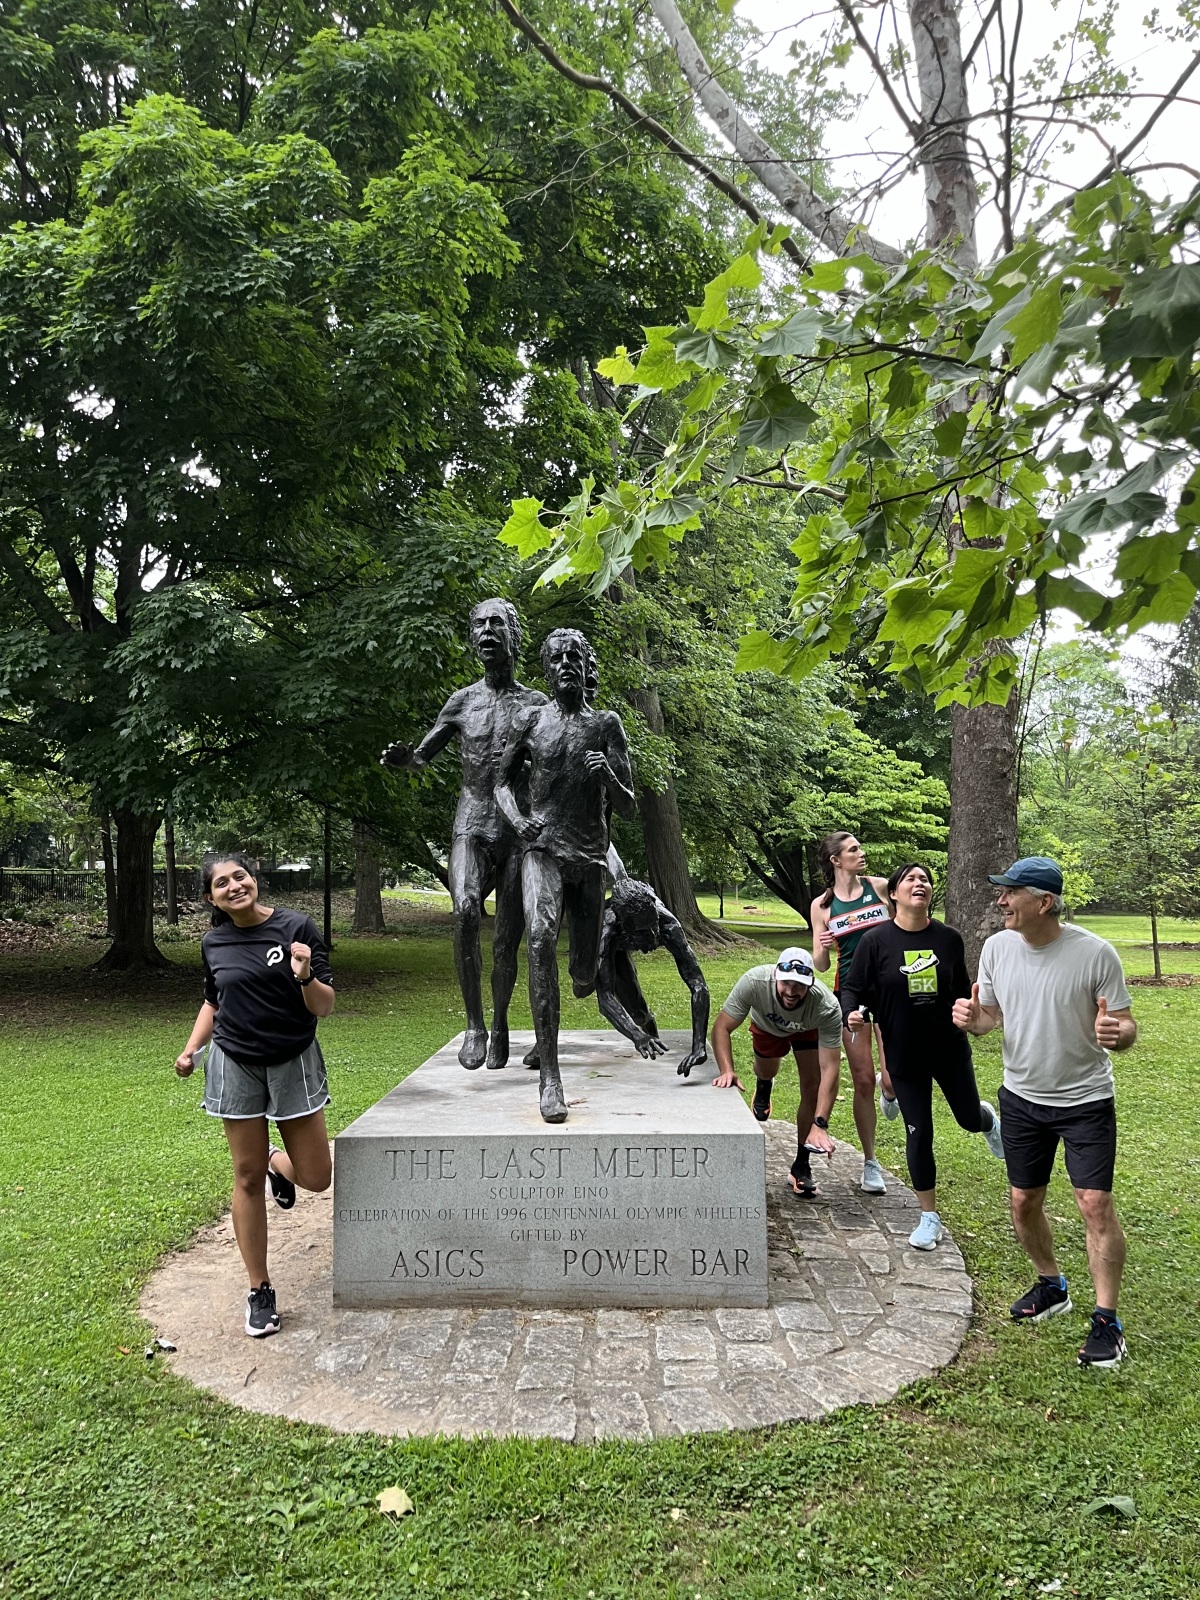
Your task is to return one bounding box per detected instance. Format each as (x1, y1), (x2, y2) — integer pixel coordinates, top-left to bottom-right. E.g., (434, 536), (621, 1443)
(202, 854), (258, 927)
(817, 831), (855, 909)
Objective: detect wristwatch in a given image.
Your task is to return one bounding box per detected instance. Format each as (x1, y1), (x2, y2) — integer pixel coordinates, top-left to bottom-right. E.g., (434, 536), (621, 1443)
(813, 1115), (829, 1130)
(296, 973), (315, 987)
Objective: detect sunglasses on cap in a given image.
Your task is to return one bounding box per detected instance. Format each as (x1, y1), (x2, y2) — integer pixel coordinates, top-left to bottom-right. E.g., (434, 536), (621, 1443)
(776, 960), (812, 976)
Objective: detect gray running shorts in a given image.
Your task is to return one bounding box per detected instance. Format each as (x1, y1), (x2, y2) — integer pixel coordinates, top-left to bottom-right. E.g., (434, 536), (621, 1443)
(201, 1039), (331, 1122)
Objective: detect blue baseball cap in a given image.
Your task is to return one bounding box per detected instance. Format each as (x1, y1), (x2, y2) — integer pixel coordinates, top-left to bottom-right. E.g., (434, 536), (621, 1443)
(775, 947), (815, 985)
(987, 856), (1064, 894)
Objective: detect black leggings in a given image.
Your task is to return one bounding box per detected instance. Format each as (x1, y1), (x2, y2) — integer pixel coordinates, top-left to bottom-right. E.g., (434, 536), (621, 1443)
(891, 1053), (991, 1194)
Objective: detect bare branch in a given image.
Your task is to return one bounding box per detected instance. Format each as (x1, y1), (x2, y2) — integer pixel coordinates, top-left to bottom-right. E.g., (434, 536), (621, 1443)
(962, 0), (1003, 71)
(493, 0), (808, 268)
(834, 0), (922, 140)
(1080, 47), (1200, 190)
(646, 0), (904, 265)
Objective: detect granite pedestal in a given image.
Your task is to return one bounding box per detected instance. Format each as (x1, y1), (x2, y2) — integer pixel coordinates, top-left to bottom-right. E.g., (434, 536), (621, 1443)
(333, 1030), (768, 1309)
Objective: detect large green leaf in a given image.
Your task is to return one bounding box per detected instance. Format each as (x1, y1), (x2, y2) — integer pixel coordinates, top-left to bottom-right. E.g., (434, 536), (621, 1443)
(696, 252), (762, 330)
(498, 497), (549, 557)
(672, 325), (742, 370)
(737, 384), (817, 451)
(1007, 281), (1064, 362)
(755, 307), (824, 358)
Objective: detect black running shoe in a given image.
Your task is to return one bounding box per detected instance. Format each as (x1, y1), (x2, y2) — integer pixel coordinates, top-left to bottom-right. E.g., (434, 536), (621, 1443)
(751, 1077), (773, 1122)
(266, 1146), (296, 1210)
(788, 1153), (817, 1197)
(1010, 1275), (1072, 1322)
(246, 1281), (280, 1338)
(1078, 1312), (1127, 1368)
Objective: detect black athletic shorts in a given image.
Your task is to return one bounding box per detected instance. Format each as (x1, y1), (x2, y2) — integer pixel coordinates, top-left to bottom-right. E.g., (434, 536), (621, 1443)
(998, 1085), (1117, 1192)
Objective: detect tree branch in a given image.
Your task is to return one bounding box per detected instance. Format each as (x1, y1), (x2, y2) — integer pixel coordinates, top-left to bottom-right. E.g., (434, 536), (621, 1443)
(1079, 47), (1200, 190)
(646, 0), (903, 266)
(0, 536), (74, 636)
(834, 0), (922, 141)
(493, 0), (808, 269)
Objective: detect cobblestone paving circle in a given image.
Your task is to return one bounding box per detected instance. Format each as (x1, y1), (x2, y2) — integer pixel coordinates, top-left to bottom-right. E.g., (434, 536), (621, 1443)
(141, 1123), (972, 1441)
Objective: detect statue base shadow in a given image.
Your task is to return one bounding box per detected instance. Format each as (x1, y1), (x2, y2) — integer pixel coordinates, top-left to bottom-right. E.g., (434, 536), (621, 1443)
(333, 1031), (768, 1310)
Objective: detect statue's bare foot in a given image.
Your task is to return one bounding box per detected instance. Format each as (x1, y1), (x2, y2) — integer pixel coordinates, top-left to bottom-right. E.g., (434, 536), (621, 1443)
(459, 1029), (487, 1070)
(523, 1046), (540, 1070)
(485, 1028), (509, 1071)
(539, 1068), (568, 1123)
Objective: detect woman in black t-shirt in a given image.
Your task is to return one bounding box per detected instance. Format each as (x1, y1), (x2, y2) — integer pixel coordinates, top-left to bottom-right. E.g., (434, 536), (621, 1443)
(840, 863), (1004, 1252)
(175, 855), (335, 1336)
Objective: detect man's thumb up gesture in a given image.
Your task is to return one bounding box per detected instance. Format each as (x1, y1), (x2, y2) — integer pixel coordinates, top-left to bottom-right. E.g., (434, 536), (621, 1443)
(1095, 995), (1122, 1049)
(952, 982), (982, 1033)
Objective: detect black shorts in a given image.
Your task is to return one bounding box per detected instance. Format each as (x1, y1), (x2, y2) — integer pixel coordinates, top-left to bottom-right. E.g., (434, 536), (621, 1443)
(998, 1085), (1117, 1192)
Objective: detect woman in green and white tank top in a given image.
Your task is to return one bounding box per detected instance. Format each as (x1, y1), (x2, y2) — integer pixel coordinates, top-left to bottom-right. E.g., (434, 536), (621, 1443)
(810, 832), (897, 1192)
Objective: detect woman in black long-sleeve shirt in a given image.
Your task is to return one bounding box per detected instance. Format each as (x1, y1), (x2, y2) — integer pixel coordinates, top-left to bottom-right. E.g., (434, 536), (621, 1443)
(840, 862), (1004, 1251)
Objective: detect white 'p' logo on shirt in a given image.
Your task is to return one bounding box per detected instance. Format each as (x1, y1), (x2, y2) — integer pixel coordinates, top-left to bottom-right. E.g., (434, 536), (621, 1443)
(266, 945), (285, 966)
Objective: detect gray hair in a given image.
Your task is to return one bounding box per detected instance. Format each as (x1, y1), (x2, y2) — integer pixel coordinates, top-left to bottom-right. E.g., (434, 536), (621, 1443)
(1023, 884), (1065, 917)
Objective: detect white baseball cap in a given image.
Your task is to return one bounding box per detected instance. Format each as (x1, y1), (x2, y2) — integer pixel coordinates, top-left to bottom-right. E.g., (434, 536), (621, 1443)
(774, 947), (815, 985)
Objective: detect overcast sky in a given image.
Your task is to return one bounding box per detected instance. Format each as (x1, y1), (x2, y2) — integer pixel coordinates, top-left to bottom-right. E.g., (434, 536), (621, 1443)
(733, 0), (1195, 260)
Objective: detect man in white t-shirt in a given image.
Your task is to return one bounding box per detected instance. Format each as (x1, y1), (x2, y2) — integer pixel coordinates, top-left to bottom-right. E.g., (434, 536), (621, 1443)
(953, 857), (1137, 1369)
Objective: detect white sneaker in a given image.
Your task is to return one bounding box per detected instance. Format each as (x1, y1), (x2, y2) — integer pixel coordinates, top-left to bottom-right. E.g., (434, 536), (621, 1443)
(980, 1101), (1004, 1161)
(860, 1156), (887, 1194)
(909, 1211), (943, 1250)
(878, 1075), (901, 1121)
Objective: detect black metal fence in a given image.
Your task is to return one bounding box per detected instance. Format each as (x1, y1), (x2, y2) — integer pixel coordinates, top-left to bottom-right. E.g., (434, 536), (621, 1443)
(0, 868), (103, 905)
(0, 866), (205, 906)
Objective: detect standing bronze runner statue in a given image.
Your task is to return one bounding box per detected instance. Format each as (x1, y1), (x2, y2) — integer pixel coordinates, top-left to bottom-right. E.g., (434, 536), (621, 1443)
(496, 628), (637, 1123)
(381, 599), (544, 1071)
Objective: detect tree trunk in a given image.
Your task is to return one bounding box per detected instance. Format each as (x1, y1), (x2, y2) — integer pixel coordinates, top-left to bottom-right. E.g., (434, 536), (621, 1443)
(164, 815), (179, 926)
(909, 0), (979, 272)
(353, 819), (386, 933)
(647, 0), (901, 264)
(944, 698), (1018, 976)
(1149, 898), (1161, 980)
(631, 680), (733, 943)
(909, 0), (1017, 975)
(605, 561), (731, 943)
(323, 806), (333, 951)
(96, 807), (168, 970)
(100, 812), (117, 936)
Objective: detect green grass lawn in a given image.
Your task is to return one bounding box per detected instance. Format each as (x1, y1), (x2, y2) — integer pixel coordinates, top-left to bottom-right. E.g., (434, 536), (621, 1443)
(0, 915), (1198, 1598)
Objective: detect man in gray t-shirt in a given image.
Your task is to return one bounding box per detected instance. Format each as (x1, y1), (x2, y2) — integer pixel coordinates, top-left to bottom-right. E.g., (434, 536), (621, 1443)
(953, 857), (1137, 1369)
(711, 948), (866, 1198)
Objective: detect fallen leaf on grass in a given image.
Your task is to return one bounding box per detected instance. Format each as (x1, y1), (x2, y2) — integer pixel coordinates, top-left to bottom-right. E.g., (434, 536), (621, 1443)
(117, 1347), (131, 1356)
(1083, 1495), (1135, 1518)
(669, 1508), (686, 1522)
(1038, 1582), (1062, 1594)
(376, 1486), (414, 1518)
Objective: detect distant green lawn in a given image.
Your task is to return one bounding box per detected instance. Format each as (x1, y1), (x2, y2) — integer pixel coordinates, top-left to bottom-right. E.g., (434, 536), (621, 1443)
(0, 915), (1197, 1598)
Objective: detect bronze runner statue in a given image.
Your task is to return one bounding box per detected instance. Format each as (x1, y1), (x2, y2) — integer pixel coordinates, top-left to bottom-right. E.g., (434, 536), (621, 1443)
(596, 877), (710, 1076)
(495, 627), (636, 1122)
(380, 598), (543, 1071)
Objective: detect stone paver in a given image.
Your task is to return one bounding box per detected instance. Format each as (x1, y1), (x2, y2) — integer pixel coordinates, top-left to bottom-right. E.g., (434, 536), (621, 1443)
(140, 1122), (972, 1442)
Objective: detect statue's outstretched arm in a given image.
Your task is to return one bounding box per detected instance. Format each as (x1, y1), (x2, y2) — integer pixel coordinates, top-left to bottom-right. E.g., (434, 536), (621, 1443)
(596, 946), (668, 1059)
(661, 912), (710, 1074)
(381, 693), (462, 771)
